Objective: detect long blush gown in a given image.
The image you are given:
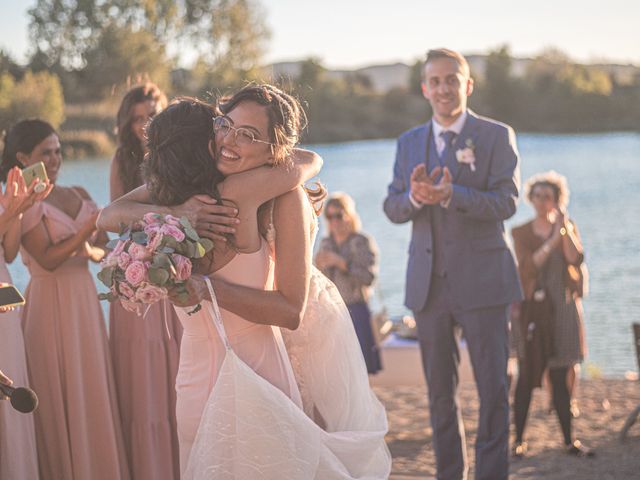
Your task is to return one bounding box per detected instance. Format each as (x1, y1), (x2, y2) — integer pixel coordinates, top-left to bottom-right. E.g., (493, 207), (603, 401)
(20, 194), (129, 480)
(0, 206), (39, 480)
(109, 298), (182, 479)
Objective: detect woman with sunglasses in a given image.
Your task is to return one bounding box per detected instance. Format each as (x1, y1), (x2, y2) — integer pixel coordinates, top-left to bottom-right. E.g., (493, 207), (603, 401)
(315, 192), (382, 374)
(511, 170), (591, 458)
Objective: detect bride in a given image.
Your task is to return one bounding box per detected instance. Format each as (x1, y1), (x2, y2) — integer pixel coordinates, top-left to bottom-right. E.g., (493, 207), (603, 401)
(98, 85), (391, 479)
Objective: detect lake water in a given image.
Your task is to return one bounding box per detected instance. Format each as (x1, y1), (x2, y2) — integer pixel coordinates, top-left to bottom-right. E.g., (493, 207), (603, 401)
(7, 133), (640, 376)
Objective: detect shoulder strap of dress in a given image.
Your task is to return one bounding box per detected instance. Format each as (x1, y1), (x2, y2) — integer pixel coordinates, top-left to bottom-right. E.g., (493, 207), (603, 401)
(204, 277), (231, 351)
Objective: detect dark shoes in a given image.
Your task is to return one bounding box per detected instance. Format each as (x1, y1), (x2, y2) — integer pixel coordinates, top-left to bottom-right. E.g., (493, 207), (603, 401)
(512, 441), (528, 458)
(566, 440), (595, 457)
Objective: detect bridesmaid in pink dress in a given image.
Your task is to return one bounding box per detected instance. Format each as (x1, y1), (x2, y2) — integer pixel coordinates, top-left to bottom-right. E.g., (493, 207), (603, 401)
(0, 159), (51, 480)
(109, 84), (182, 480)
(15, 120), (130, 480)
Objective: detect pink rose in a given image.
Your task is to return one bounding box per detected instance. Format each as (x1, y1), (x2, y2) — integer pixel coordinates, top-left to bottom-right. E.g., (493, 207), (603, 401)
(135, 283), (168, 304)
(164, 215), (182, 227)
(160, 224), (186, 242)
(143, 212), (162, 225)
(172, 254), (193, 281)
(144, 223), (162, 237)
(117, 252), (132, 270)
(147, 231), (163, 253)
(118, 281), (135, 299)
(124, 261), (147, 286)
(129, 242), (151, 261)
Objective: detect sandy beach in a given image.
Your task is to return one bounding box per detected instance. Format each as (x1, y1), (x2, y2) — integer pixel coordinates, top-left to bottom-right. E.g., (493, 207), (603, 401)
(375, 378), (640, 479)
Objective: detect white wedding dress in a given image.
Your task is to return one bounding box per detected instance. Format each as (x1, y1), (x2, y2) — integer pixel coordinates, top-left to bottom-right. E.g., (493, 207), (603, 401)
(182, 240), (391, 479)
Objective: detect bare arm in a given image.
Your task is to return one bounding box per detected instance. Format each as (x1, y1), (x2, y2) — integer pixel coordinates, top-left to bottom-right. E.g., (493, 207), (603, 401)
(22, 211), (99, 271)
(2, 219), (22, 263)
(98, 149), (322, 244)
(212, 187), (313, 330)
(109, 156), (126, 202)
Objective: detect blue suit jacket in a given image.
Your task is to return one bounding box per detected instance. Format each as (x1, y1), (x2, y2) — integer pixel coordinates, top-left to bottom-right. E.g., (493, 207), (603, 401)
(383, 110), (524, 312)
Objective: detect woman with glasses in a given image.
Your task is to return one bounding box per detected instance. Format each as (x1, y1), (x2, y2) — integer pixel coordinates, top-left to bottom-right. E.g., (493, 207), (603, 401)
(108, 84), (184, 480)
(511, 171), (591, 458)
(315, 192), (382, 374)
(99, 84), (391, 479)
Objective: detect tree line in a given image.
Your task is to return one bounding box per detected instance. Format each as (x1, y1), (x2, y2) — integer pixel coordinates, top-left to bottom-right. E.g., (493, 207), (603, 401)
(1, 1), (638, 154)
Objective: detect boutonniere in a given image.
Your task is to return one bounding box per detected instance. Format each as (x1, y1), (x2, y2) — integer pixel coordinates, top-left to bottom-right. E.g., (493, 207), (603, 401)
(456, 138), (476, 172)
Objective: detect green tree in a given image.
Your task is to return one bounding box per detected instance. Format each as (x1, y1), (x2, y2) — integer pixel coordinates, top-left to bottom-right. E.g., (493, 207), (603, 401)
(0, 70), (65, 131)
(484, 45), (518, 122)
(28, 0), (269, 72)
(82, 25), (172, 96)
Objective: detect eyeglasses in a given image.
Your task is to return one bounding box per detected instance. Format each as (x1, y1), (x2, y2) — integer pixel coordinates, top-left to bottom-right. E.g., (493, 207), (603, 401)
(325, 212), (344, 221)
(212, 116), (273, 147)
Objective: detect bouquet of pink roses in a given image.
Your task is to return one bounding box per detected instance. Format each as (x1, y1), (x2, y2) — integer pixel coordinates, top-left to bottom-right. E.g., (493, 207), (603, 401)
(97, 213), (214, 314)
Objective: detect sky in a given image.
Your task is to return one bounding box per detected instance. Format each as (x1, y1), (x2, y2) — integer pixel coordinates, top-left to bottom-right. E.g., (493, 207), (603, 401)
(2, 0), (639, 69)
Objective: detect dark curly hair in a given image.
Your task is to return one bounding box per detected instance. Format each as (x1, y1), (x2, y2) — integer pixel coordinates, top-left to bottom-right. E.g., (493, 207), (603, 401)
(143, 97), (223, 206)
(114, 83), (167, 194)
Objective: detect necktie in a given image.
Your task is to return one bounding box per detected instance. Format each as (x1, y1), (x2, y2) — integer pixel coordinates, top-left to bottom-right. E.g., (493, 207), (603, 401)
(439, 130), (456, 166)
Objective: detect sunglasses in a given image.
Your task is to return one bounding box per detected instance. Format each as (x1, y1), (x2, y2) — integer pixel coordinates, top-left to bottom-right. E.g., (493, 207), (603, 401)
(325, 212), (345, 221)
(532, 192), (554, 201)
(212, 116), (274, 147)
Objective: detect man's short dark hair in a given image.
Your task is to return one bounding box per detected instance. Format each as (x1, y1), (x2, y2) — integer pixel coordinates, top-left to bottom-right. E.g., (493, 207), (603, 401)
(424, 48), (471, 78)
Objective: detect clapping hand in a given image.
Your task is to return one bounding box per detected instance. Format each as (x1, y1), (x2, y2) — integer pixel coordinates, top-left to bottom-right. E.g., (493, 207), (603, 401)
(410, 165), (453, 205)
(315, 250), (347, 271)
(0, 167), (52, 218)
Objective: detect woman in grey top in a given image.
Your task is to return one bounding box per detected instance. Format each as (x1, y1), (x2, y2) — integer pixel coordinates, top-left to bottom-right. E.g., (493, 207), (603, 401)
(315, 192), (382, 374)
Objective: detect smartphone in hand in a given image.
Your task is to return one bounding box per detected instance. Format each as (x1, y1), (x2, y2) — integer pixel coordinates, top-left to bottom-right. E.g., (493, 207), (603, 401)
(21, 162), (49, 193)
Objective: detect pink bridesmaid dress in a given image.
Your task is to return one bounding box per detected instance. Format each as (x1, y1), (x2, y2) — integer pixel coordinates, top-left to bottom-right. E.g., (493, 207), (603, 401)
(109, 298), (182, 480)
(174, 238), (300, 471)
(0, 206), (39, 479)
(20, 192), (130, 480)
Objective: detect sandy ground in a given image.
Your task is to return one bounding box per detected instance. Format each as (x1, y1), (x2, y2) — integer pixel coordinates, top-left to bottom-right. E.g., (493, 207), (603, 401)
(374, 378), (640, 479)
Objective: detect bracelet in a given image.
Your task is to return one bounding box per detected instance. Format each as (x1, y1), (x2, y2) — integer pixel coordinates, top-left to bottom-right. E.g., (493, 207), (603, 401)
(186, 303), (202, 316)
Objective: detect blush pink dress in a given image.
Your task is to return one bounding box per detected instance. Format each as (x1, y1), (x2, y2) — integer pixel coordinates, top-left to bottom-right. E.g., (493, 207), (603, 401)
(109, 298), (182, 480)
(20, 192), (130, 480)
(174, 238), (300, 472)
(0, 206), (39, 480)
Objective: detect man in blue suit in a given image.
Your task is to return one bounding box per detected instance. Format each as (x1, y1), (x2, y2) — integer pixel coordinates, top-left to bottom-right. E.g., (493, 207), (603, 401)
(384, 48), (523, 480)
